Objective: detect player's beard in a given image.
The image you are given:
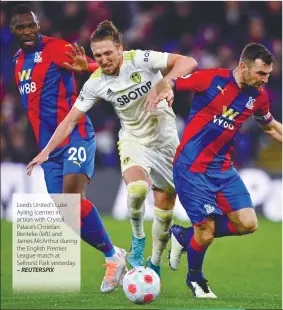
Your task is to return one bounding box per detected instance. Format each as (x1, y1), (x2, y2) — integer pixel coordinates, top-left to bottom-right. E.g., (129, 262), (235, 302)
(103, 64), (120, 76)
(20, 33), (40, 52)
(246, 80), (264, 89)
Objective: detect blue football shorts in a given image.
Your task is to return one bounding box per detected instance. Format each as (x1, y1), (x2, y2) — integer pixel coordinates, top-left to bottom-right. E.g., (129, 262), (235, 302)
(173, 164), (253, 225)
(41, 136), (96, 193)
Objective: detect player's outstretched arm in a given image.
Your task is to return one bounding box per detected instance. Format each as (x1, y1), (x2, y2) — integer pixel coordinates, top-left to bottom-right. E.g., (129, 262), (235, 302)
(260, 119), (282, 143)
(145, 54), (197, 112)
(27, 106), (85, 176)
(163, 54), (198, 81)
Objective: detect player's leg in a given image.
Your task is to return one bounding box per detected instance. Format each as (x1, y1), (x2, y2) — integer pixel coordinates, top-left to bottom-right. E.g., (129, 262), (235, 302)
(186, 218), (217, 298)
(145, 189), (175, 276)
(169, 199), (251, 272)
(170, 170), (256, 285)
(63, 174), (117, 258)
(142, 138), (178, 276)
(227, 208), (258, 234)
(63, 138), (126, 293)
(170, 166), (218, 298)
(216, 168), (257, 236)
(123, 165), (149, 267)
(41, 158), (64, 194)
(118, 140), (150, 268)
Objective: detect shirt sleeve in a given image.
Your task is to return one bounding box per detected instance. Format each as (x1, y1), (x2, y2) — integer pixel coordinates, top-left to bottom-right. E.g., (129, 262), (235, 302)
(253, 89), (274, 125)
(50, 40), (76, 68)
(135, 50), (169, 73)
(50, 40), (98, 71)
(175, 69), (218, 92)
(74, 79), (97, 113)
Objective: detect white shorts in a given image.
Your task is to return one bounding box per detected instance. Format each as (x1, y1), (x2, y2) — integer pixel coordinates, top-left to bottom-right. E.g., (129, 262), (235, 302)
(117, 137), (179, 193)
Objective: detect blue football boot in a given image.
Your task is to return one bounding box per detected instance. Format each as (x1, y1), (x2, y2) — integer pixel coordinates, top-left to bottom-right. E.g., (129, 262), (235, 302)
(145, 256), (161, 277)
(127, 235), (146, 268)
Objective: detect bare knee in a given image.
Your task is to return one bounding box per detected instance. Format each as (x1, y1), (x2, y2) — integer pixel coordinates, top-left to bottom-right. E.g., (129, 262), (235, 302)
(198, 230), (214, 245)
(228, 208), (258, 235)
(153, 190), (176, 211)
(194, 219), (215, 247)
(63, 174), (89, 195)
(237, 217), (258, 234)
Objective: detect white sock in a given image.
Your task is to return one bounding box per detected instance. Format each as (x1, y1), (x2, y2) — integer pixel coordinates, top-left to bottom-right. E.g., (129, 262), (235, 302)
(129, 203), (145, 239)
(105, 246), (122, 263)
(127, 181), (148, 239)
(151, 207), (173, 266)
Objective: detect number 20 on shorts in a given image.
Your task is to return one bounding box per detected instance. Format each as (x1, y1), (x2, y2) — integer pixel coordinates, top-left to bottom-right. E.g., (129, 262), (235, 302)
(68, 147), (87, 162)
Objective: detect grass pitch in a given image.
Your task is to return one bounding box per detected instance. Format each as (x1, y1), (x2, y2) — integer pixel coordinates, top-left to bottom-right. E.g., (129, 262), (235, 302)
(1, 216), (282, 309)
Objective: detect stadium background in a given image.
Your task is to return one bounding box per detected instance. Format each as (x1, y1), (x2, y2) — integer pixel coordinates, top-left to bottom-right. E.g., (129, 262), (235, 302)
(0, 1), (282, 309)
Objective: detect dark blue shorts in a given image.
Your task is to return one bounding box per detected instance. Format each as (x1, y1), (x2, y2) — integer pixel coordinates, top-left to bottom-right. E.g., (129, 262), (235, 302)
(173, 165), (253, 225)
(41, 137), (96, 193)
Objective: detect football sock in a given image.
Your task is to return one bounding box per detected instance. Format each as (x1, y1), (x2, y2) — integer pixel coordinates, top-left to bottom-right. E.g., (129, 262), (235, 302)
(127, 181), (148, 239)
(129, 203), (145, 239)
(105, 246), (123, 263)
(214, 215), (239, 237)
(186, 236), (208, 282)
(80, 199), (115, 257)
(183, 216), (238, 282)
(182, 226), (194, 245)
(151, 207), (173, 266)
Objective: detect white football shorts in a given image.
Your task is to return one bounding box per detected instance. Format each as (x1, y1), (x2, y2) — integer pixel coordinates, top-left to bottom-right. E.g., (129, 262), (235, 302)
(117, 137), (179, 193)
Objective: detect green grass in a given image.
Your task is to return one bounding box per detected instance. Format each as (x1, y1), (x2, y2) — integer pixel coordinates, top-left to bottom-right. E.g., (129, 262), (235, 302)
(1, 216), (282, 309)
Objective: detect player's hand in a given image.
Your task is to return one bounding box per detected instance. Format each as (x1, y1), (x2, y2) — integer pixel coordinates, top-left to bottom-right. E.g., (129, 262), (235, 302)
(144, 89), (159, 112)
(145, 88), (174, 112)
(145, 79), (175, 112)
(155, 88), (174, 108)
(63, 43), (88, 72)
(27, 151), (49, 176)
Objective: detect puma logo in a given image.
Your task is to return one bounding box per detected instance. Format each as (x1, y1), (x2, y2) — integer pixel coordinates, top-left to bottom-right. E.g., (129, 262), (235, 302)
(217, 85), (226, 95)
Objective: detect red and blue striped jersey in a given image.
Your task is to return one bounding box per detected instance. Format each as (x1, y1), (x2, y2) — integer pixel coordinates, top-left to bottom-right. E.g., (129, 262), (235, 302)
(174, 68), (273, 172)
(13, 35), (97, 151)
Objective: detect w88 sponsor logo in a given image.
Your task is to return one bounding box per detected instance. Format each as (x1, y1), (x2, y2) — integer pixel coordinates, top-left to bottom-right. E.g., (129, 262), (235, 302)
(18, 69), (37, 95)
(19, 82), (37, 95)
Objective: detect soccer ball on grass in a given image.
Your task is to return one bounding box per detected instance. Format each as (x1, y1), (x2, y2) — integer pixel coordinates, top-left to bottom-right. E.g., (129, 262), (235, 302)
(122, 266), (161, 304)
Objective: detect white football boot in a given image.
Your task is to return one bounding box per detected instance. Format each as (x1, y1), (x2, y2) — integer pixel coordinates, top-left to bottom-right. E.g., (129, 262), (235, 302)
(187, 277), (217, 298)
(100, 248), (127, 293)
(168, 225), (186, 270)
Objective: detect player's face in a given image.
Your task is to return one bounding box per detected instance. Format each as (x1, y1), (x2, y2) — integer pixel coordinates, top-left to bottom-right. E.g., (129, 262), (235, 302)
(11, 12), (40, 51)
(242, 59), (273, 89)
(91, 40), (123, 75)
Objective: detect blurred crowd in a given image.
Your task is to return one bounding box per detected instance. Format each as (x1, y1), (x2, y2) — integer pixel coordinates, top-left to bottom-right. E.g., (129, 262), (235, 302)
(1, 1), (282, 170)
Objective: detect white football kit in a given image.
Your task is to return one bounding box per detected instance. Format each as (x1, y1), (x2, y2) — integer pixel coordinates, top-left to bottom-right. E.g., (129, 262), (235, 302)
(75, 49), (179, 193)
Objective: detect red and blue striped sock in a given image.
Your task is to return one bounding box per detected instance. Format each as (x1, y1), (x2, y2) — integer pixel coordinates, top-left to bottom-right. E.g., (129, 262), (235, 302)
(214, 215), (238, 237)
(81, 199), (115, 257)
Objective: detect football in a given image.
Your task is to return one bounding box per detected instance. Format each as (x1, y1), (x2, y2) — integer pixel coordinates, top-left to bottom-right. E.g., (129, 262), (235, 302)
(122, 266), (161, 304)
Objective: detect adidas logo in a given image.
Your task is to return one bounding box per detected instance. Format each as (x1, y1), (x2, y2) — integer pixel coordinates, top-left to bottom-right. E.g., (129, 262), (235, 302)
(204, 204), (215, 214)
(107, 88), (114, 96)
